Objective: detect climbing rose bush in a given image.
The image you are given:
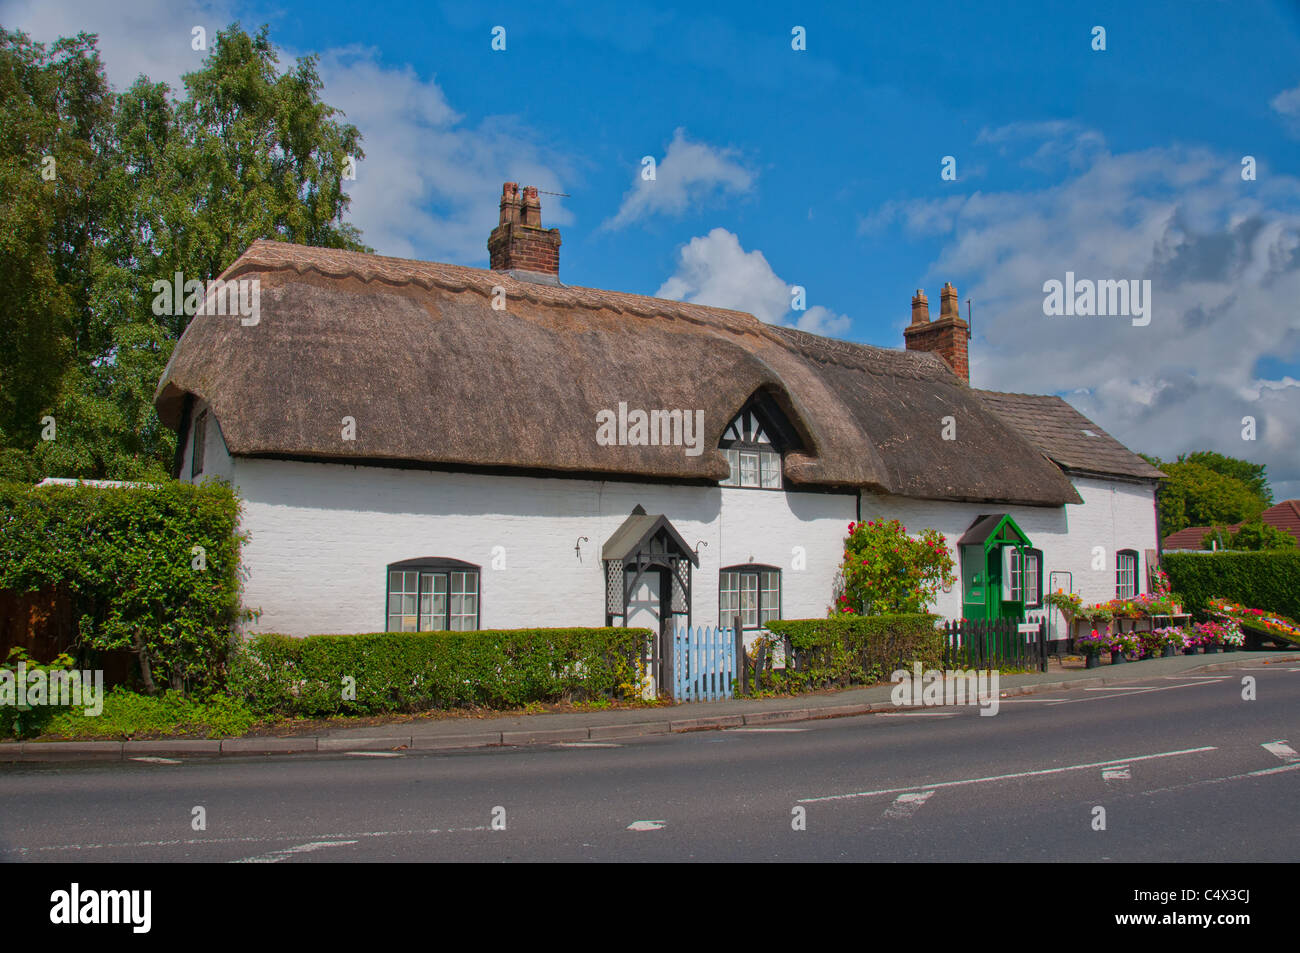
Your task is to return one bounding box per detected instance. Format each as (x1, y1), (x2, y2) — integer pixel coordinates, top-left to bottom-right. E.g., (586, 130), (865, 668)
(835, 518), (956, 616)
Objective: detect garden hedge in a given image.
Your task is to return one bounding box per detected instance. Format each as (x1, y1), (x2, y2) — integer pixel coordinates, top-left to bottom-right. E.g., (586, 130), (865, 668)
(227, 627), (651, 715)
(1163, 551), (1300, 619)
(763, 613), (943, 691)
(0, 479), (246, 693)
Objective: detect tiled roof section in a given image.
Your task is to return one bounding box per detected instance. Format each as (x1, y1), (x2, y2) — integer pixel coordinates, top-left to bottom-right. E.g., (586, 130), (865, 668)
(1263, 500), (1300, 542)
(1163, 525), (1216, 550)
(1164, 501), (1300, 550)
(975, 390), (1165, 480)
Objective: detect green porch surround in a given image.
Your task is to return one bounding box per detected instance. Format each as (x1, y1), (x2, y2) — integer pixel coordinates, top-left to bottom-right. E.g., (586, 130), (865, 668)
(958, 513), (1032, 622)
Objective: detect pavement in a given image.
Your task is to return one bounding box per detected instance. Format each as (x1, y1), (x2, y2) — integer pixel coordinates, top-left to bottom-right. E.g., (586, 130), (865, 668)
(2, 649), (1297, 763)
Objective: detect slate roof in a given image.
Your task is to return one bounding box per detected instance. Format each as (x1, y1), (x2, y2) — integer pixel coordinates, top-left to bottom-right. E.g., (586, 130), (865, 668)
(975, 390), (1165, 481)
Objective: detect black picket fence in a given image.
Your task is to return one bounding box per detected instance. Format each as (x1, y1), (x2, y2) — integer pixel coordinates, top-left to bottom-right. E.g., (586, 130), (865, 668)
(942, 615), (1050, 672)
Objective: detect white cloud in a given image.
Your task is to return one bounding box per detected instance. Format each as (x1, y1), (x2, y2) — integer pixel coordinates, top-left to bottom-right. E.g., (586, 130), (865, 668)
(867, 124), (1300, 499)
(1271, 82), (1300, 136)
(606, 128), (754, 228)
(656, 228), (850, 335)
(0, 0), (570, 264)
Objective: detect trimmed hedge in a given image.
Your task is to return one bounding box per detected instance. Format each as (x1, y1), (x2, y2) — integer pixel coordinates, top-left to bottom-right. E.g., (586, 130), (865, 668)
(227, 627), (651, 715)
(1163, 551), (1300, 619)
(0, 479), (247, 693)
(763, 614), (943, 692)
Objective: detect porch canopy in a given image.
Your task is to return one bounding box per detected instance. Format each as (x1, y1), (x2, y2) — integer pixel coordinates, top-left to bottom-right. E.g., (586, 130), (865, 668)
(602, 505), (698, 628)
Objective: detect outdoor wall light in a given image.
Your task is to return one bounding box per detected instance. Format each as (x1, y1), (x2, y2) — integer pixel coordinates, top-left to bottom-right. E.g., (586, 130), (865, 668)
(694, 540), (708, 555)
(574, 536), (589, 561)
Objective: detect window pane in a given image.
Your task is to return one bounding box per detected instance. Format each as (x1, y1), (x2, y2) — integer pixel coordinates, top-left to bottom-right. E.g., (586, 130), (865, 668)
(760, 452), (781, 488)
(741, 573), (759, 627)
(721, 449), (739, 486)
(1026, 554), (1040, 604)
(739, 452), (759, 487)
(719, 571), (739, 626)
(760, 571), (781, 624)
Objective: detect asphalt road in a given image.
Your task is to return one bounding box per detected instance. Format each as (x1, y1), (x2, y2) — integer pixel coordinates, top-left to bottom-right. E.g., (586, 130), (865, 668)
(2, 664), (1298, 862)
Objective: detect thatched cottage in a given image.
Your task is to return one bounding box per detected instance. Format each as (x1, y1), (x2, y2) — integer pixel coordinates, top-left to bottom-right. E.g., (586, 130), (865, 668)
(155, 183), (1163, 646)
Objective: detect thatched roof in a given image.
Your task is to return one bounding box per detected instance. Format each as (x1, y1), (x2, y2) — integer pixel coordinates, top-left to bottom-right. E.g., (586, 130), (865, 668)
(975, 391), (1165, 481)
(156, 240), (1086, 505)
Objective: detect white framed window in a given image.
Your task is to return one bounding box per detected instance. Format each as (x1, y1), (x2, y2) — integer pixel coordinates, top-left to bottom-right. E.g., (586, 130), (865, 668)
(719, 566), (781, 629)
(387, 560), (480, 631)
(1024, 550), (1041, 606)
(1116, 550), (1138, 599)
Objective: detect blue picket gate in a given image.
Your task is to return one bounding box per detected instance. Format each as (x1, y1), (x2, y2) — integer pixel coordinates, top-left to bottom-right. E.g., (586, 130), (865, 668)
(673, 625), (736, 702)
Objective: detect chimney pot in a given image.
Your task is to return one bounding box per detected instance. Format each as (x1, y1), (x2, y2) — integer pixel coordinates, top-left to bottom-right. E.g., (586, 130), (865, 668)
(940, 281), (960, 319)
(910, 289), (930, 325)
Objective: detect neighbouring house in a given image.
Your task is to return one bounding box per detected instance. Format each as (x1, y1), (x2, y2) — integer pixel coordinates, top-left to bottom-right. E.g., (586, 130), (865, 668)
(1162, 499), (1300, 551)
(153, 182), (1164, 654)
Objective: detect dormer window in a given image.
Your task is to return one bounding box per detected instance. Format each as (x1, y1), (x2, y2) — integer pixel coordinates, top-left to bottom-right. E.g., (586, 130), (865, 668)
(719, 409), (782, 489)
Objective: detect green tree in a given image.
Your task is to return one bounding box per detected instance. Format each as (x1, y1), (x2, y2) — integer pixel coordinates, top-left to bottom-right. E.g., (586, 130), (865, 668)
(1146, 454), (1271, 534)
(0, 24), (368, 483)
(1181, 450), (1271, 505)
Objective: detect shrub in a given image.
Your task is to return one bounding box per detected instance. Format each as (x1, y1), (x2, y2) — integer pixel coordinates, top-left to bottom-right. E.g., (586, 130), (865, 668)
(227, 627), (650, 716)
(1163, 551), (1300, 619)
(38, 687), (258, 739)
(0, 647), (78, 739)
(0, 479), (249, 693)
(836, 519), (955, 616)
(762, 614), (942, 692)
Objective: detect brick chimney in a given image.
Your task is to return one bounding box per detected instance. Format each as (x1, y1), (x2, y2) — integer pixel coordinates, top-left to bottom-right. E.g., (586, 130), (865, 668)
(903, 282), (970, 383)
(488, 182), (561, 275)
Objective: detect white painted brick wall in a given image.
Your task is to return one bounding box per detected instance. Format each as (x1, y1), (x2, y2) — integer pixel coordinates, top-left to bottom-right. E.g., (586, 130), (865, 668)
(186, 405), (1157, 637)
(224, 456), (855, 636)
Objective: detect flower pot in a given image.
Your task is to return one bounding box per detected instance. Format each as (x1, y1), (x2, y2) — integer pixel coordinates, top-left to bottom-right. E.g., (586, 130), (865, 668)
(1162, 645), (1177, 658)
(1203, 644), (1219, 654)
(1183, 646), (1198, 655)
(1224, 644), (1236, 652)
(1110, 650), (1126, 664)
(1085, 653), (1101, 669)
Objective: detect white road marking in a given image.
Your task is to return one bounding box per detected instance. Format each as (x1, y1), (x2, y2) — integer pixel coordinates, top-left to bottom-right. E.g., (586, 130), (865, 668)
(234, 840), (359, 864)
(130, 757), (181, 765)
(1102, 767), (1131, 781)
(876, 711), (955, 717)
(882, 791), (934, 818)
(1140, 760), (1300, 797)
(1084, 686), (1159, 691)
(5, 826), (491, 856)
(554, 742), (622, 748)
(1262, 741), (1299, 763)
(798, 746), (1216, 803)
(627, 820), (666, 831)
(346, 751), (402, 757)
(1161, 675), (1230, 680)
(1044, 680), (1223, 706)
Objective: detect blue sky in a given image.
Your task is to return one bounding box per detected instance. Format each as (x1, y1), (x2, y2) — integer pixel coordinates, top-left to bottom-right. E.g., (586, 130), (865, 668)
(5, 0), (1300, 497)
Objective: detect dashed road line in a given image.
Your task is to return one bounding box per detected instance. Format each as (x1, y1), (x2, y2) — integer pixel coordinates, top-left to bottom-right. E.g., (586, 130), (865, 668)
(233, 840), (358, 864)
(130, 757), (181, 765)
(1102, 766), (1131, 781)
(1262, 740), (1298, 763)
(882, 791), (934, 818)
(798, 746), (1216, 803)
(627, 820), (666, 831)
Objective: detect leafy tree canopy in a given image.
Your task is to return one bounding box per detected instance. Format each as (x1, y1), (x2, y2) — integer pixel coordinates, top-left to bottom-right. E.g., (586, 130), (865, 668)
(0, 24), (367, 483)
